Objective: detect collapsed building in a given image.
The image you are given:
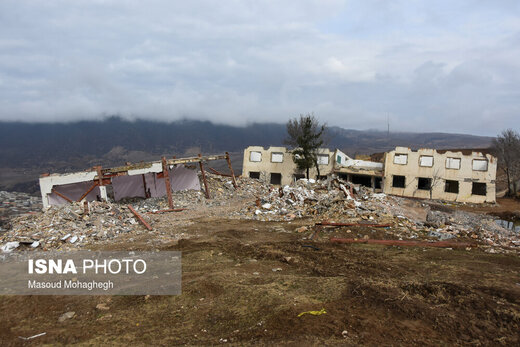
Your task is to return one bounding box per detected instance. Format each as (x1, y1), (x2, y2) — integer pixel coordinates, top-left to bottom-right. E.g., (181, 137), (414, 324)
(39, 153), (237, 208)
(242, 146), (497, 203)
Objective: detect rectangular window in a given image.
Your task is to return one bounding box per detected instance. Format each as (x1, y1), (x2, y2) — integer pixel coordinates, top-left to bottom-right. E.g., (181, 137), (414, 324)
(419, 156), (433, 167)
(249, 151), (262, 162)
(417, 177), (432, 190)
(336, 155), (342, 164)
(472, 159), (488, 171)
(446, 157), (461, 170)
(317, 154), (329, 165)
(445, 180), (459, 193)
(394, 154), (408, 165)
(472, 182), (486, 196)
(271, 152), (283, 163)
(392, 175), (405, 188)
(249, 172), (260, 179)
(270, 173), (282, 185)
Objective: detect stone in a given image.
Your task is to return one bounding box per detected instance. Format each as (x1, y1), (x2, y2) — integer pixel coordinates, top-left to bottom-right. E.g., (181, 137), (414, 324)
(58, 311), (75, 322)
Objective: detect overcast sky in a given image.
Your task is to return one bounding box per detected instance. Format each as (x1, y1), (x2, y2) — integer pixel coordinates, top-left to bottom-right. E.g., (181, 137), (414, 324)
(1, 0), (519, 135)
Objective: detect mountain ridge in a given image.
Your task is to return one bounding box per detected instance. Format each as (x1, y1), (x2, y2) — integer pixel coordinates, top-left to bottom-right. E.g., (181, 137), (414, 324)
(0, 117), (493, 193)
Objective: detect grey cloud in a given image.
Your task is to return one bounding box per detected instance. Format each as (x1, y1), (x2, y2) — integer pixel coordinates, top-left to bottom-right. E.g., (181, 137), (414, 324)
(0, 0), (519, 136)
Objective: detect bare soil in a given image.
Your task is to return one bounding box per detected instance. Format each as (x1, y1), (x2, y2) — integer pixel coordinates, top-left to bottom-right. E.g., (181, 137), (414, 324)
(1, 210), (519, 346)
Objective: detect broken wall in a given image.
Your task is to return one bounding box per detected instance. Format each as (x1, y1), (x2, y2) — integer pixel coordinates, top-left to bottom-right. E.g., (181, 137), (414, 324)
(382, 147), (497, 203)
(242, 146), (335, 186)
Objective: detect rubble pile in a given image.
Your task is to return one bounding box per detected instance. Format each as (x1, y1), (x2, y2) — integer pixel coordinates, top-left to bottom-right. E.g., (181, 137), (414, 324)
(0, 191), (42, 232)
(0, 173), (518, 253)
(0, 201), (144, 251)
(230, 177), (519, 251)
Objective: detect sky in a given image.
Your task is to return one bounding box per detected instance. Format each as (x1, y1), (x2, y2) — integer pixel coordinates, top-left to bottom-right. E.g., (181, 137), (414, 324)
(0, 0), (519, 135)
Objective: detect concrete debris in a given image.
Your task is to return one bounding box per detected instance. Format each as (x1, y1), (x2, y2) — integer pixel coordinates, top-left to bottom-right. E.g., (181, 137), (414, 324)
(0, 173), (518, 253)
(0, 191), (42, 232)
(1, 241), (19, 253)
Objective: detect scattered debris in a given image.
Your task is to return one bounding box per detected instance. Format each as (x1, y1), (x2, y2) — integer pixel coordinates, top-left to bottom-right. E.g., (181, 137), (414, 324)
(0, 173), (518, 253)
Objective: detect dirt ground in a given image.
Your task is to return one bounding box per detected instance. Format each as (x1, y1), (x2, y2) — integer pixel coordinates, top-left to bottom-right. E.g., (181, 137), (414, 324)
(1, 200), (519, 346)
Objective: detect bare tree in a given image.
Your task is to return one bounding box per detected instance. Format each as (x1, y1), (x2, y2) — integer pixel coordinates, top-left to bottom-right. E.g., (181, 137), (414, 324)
(429, 168), (444, 200)
(491, 129), (520, 197)
(284, 114), (326, 179)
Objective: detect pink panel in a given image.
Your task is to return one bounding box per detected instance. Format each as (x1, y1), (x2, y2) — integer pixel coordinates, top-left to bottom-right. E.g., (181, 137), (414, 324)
(112, 174), (146, 201)
(47, 181), (101, 206)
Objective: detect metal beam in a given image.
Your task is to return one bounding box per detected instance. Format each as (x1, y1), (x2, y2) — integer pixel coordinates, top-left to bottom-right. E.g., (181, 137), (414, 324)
(330, 238), (474, 248)
(226, 152), (238, 189)
(198, 154), (210, 199)
(162, 157), (174, 209)
(128, 205), (153, 231)
(76, 183), (97, 202)
(51, 189), (73, 203)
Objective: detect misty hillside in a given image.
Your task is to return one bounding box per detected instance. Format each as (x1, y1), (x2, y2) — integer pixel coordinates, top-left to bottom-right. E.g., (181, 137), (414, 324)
(0, 116), (493, 166)
(0, 117), (493, 194)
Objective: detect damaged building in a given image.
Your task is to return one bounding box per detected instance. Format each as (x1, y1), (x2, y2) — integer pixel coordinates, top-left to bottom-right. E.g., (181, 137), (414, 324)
(38, 144), (497, 208)
(39, 153), (237, 209)
(242, 145), (497, 203)
(383, 147), (497, 203)
(242, 146), (384, 190)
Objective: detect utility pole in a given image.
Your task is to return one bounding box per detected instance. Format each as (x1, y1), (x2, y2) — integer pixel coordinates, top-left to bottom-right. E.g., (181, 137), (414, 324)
(387, 114), (390, 138)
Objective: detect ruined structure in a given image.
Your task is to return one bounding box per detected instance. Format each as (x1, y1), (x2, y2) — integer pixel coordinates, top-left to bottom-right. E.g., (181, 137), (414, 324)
(242, 145), (497, 203)
(242, 146), (384, 189)
(39, 153), (237, 208)
(383, 147), (497, 203)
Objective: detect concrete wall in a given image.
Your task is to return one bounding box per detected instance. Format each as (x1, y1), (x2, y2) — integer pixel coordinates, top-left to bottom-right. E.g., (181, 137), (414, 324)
(383, 147), (497, 203)
(242, 146), (334, 186)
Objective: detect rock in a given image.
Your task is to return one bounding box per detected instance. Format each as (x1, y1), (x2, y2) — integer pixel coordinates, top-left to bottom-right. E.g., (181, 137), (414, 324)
(58, 311), (75, 322)
(1, 241), (19, 253)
